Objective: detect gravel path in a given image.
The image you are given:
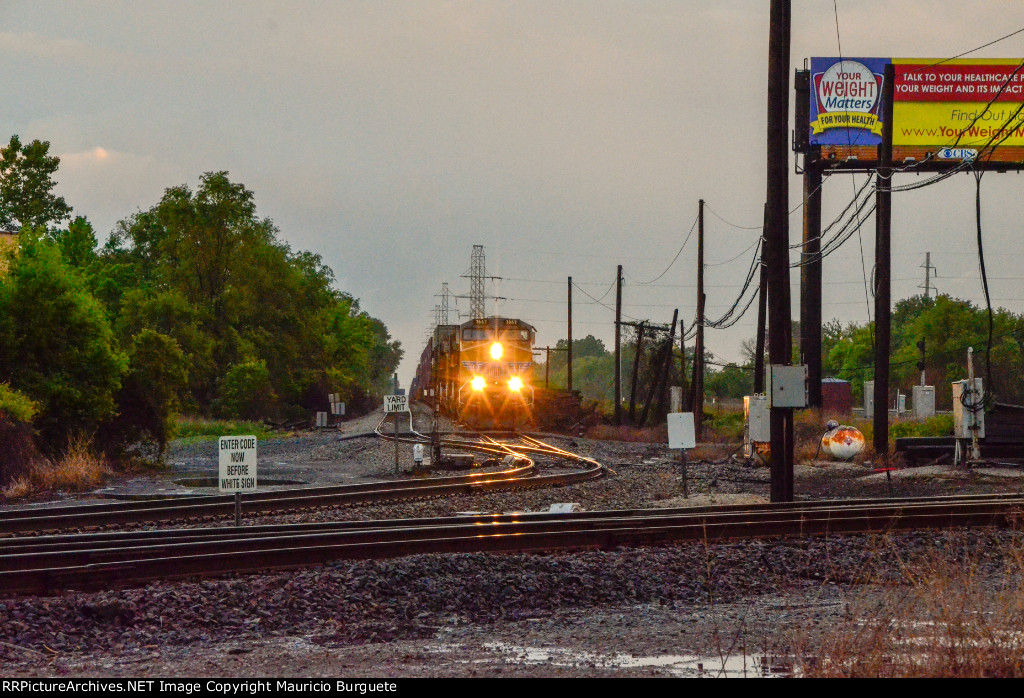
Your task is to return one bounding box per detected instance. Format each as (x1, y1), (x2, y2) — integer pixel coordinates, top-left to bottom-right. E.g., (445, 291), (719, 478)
(3, 408), (1024, 677)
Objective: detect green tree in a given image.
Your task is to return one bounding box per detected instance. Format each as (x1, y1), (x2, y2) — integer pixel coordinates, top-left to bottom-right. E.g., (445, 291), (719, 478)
(98, 329), (188, 457)
(0, 135), (72, 230)
(0, 236), (125, 450)
(49, 216), (98, 268)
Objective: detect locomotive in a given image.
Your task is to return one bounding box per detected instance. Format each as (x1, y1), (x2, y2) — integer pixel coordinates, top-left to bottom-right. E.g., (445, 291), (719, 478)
(414, 316), (536, 428)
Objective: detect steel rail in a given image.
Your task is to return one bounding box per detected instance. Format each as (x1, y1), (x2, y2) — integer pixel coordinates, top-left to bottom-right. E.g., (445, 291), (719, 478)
(5, 490), (1024, 553)
(2, 494), (1023, 594)
(0, 436), (603, 535)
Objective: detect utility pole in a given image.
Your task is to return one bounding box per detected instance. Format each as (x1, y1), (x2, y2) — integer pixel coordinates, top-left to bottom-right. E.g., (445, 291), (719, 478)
(765, 0), (793, 502)
(693, 200), (706, 439)
(798, 67), (823, 410)
(567, 276), (573, 392)
(629, 322), (646, 424)
(679, 325), (688, 409)
(614, 265), (623, 424)
(873, 62), (896, 462)
(653, 309), (679, 421)
(754, 203), (768, 393)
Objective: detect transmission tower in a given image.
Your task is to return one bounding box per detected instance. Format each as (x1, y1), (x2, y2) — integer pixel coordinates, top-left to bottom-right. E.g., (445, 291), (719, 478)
(919, 252), (937, 299)
(470, 245), (485, 320)
(440, 283), (450, 324)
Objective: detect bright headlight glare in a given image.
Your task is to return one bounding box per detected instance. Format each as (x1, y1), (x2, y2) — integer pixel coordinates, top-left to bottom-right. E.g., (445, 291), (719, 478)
(490, 342), (503, 359)
(508, 377), (523, 392)
(471, 375), (486, 391)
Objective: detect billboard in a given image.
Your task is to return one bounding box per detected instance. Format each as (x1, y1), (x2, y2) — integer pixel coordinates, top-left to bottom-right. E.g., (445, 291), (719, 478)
(809, 57), (1024, 164)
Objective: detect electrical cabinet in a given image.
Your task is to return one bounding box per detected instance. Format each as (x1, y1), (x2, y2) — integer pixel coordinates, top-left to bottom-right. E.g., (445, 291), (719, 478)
(912, 385), (935, 420)
(767, 365), (808, 408)
(952, 379), (985, 439)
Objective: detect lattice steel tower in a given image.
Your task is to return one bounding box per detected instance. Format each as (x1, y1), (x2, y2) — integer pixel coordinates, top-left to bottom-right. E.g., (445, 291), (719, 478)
(440, 283), (450, 324)
(470, 245), (485, 320)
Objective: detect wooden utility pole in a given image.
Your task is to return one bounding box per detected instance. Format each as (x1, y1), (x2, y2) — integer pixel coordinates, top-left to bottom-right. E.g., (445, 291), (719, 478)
(629, 321), (646, 424)
(679, 326), (688, 407)
(653, 309), (679, 420)
(801, 167), (823, 408)
(614, 265), (623, 424)
(873, 62), (896, 460)
(640, 312), (677, 426)
(765, 0), (793, 502)
(754, 203), (768, 393)
(567, 277), (573, 392)
(692, 200), (705, 438)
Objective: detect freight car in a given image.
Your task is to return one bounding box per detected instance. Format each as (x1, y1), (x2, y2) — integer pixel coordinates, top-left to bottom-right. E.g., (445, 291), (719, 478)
(414, 316), (535, 428)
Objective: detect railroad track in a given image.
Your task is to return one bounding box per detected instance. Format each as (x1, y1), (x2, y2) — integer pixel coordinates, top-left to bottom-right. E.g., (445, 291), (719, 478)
(0, 433), (603, 535)
(2, 492), (1023, 595)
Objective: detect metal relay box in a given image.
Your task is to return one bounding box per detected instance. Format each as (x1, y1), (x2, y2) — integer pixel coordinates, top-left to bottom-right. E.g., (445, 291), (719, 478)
(743, 395), (770, 458)
(912, 385), (935, 420)
(768, 365), (808, 408)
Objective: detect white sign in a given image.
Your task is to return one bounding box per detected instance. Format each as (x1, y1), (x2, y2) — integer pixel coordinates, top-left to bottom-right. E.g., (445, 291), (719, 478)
(218, 435), (258, 492)
(667, 413), (696, 450)
(384, 394), (408, 413)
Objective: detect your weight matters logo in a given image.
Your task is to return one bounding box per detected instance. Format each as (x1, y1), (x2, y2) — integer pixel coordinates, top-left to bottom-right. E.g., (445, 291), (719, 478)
(810, 58), (887, 145)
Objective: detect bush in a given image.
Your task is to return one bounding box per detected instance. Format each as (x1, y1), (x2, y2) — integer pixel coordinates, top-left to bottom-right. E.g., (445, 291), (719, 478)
(890, 414), (955, 439)
(215, 359), (277, 420)
(0, 382), (36, 422)
(2, 439), (111, 500)
(98, 329), (188, 458)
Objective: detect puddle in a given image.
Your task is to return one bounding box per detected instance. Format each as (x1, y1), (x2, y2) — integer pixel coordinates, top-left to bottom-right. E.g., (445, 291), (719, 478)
(430, 643), (794, 677)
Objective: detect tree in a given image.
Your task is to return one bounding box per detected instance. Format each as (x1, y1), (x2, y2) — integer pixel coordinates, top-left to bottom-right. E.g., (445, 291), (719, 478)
(106, 171), (403, 418)
(0, 135), (72, 230)
(0, 236), (125, 450)
(98, 329), (188, 457)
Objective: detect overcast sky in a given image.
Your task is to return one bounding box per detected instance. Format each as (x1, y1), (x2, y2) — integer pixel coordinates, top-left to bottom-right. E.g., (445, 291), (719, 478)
(4, 1), (1024, 385)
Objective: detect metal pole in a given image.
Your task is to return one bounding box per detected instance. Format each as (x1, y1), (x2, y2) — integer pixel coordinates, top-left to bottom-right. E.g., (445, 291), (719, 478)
(394, 412), (400, 474)
(567, 277), (573, 392)
(545, 346), (551, 389)
(765, 0), (793, 502)
(680, 449), (689, 499)
(873, 62), (896, 462)
(614, 265), (623, 424)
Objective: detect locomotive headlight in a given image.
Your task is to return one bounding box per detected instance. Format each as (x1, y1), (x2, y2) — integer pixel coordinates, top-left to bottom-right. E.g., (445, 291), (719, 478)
(490, 342), (503, 359)
(471, 375), (486, 391)
(508, 376), (524, 392)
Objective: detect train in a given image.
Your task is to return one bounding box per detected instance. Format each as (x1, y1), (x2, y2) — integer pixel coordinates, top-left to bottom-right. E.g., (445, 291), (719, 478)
(413, 316), (536, 428)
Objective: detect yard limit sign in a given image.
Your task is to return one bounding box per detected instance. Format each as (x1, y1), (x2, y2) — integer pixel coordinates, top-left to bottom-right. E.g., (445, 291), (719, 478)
(385, 394), (408, 474)
(219, 435), (257, 526)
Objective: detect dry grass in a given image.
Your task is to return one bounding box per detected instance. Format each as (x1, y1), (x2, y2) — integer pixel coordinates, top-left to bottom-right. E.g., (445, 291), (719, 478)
(796, 532), (1024, 677)
(1, 439), (112, 500)
(585, 423), (668, 443)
